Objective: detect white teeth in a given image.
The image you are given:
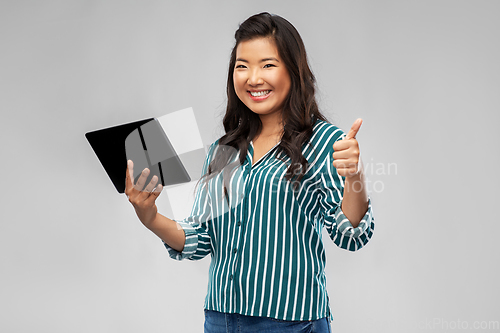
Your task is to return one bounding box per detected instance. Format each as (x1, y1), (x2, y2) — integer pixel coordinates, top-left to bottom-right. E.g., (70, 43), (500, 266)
(250, 90), (270, 97)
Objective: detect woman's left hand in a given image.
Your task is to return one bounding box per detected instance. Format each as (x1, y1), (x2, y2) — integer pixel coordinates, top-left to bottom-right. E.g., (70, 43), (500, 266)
(332, 118), (363, 178)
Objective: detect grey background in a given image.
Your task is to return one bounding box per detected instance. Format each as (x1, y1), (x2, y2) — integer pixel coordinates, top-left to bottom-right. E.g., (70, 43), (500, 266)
(1, 1), (499, 332)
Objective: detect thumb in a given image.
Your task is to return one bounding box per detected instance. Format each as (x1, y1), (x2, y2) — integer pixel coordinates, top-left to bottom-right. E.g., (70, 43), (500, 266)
(345, 118), (363, 140)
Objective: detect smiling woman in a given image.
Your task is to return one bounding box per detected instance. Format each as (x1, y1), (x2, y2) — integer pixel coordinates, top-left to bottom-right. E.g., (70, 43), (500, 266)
(233, 37), (292, 164)
(125, 12), (374, 333)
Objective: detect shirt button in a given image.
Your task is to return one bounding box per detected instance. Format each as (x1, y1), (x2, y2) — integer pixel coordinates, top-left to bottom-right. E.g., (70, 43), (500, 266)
(237, 221), (241, 227)
(233, 248), (237, 254)
(229, 274), (233, 280)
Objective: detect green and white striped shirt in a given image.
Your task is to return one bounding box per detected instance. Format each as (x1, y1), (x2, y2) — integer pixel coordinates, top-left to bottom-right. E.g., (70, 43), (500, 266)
(164, 119), (375, 322)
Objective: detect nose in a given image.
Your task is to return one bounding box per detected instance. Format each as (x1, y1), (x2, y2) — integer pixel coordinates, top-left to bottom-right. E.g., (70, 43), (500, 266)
(247, 69), (264, 86)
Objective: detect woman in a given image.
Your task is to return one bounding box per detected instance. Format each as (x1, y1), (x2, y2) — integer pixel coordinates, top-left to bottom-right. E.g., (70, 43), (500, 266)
(125, 12), (374, 333)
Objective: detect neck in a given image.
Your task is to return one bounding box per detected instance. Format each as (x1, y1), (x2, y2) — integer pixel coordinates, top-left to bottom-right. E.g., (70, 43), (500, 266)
(257, 111), (284, 138)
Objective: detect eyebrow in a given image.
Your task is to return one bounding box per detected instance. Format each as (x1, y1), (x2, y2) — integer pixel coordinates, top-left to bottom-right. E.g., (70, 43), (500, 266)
(236, 57), (280, 63)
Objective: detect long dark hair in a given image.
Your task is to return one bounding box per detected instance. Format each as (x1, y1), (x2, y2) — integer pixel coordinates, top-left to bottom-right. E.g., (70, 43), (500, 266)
(200, 12), (329, 198)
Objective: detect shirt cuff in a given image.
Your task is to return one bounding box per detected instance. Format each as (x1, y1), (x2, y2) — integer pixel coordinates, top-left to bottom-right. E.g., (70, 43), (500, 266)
(163, 221), (199, 261)
(334, 198), (374, 238)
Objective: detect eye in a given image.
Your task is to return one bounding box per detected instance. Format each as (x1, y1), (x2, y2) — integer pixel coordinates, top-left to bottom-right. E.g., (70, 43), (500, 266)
(263, 64), (276, 68)
(235, 64), (247, 69)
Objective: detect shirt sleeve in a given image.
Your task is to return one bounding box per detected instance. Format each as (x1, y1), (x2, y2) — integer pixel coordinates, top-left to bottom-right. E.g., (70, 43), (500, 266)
(162, 142), (216, 261)
(318, 133), (375, 252)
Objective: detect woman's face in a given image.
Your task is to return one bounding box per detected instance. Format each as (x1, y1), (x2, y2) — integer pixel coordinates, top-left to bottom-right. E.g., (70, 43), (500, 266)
(233, 37), (291, 120)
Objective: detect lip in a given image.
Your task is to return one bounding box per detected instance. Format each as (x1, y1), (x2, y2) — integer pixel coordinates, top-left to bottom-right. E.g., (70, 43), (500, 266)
(247, 90), (272, 101)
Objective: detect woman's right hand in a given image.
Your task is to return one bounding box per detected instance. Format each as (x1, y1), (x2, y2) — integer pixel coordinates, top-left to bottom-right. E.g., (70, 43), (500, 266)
(125, 160), (163, 229)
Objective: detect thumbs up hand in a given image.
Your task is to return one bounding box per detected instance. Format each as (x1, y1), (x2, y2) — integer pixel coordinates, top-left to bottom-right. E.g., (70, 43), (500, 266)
(332, 118), (363, 178)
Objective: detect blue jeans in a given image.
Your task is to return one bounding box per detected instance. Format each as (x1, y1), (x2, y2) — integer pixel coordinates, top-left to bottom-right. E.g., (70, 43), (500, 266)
(204, 309), (332, 333)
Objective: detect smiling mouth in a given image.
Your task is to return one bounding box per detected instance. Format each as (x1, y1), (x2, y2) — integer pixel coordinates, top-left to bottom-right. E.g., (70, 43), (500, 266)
(249, 90), (271, 97)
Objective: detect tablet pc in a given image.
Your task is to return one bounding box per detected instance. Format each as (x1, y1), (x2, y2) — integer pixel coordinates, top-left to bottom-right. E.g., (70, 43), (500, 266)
(85, 116), (191, 193)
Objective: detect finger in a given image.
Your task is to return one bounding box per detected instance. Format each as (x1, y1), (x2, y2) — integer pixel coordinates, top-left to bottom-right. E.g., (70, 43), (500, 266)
(145, 184), (163, 205)
(345, 118), (363, 140)
(332, 149), (357, 160)
(143, 175), (159, 193)
(333, 160), (358, 170)
(154, 184), (163, 194)
(134, 168), (150, 191)
(332, 139), (355, 152)
(125, 160), (134, 195)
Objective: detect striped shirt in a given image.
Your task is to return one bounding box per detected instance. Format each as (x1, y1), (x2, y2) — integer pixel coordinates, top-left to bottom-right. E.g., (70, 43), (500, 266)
(164, 119), (375, 322)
